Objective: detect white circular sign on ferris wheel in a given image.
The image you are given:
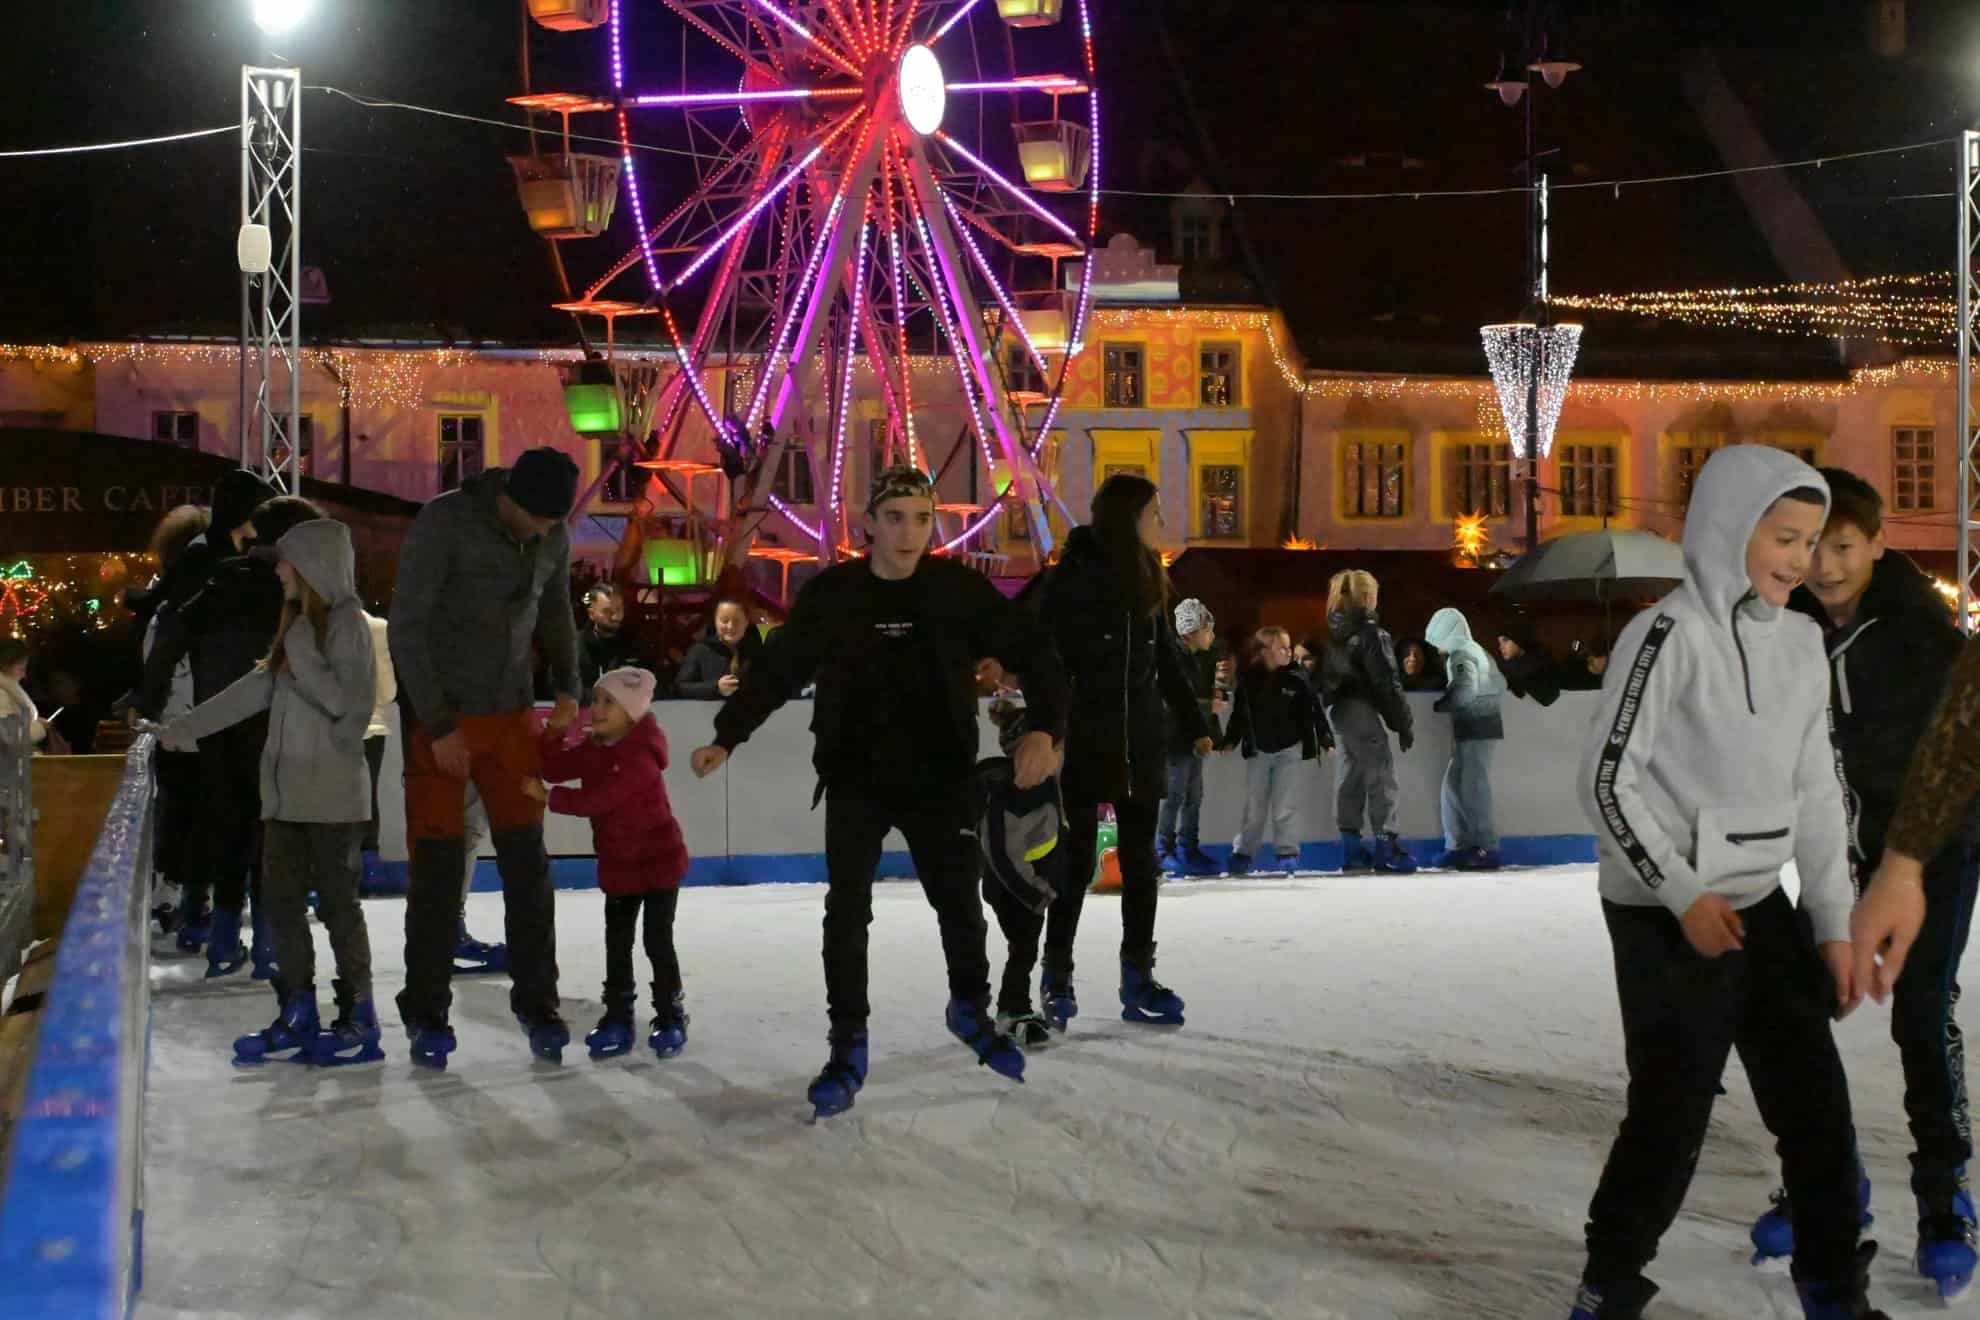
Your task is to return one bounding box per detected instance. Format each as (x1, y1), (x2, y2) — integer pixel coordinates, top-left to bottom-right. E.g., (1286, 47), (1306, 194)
(898, 45), (945, 136)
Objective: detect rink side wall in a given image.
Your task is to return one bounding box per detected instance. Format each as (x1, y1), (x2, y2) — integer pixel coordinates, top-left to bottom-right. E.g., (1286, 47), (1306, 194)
(370, 693), (1603, 891)
(0, 735), (153, 1319)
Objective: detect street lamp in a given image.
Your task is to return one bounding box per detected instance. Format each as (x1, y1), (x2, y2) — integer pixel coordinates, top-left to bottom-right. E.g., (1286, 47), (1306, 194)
(1482, 1), (1580, 554)
(239, 1), (311, 492)
(251, 0), (313, 34)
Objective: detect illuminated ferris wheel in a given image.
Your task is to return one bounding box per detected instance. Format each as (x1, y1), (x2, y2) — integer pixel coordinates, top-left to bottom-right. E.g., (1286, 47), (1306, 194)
(514, 0), (1101, 562)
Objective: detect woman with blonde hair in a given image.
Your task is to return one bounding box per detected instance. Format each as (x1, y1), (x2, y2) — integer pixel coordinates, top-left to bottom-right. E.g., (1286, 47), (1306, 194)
(1316, 570), (1417, 873)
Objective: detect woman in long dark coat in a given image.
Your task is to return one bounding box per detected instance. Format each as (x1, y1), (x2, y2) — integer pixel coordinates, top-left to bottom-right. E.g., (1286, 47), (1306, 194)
(1035, 474), (1210, 1030)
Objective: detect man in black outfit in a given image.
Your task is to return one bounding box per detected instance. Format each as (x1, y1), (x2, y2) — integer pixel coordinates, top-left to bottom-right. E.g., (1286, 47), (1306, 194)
(577, 583), (651, 691)
(690, 464), (1068, 1118)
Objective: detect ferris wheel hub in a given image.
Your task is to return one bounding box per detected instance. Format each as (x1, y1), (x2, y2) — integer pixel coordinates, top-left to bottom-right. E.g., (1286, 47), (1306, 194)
(897, 44), (945, 136)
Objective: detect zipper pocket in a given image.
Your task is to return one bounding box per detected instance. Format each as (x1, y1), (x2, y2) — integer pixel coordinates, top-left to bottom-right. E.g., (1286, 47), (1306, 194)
(1726, 827), (1789, 845)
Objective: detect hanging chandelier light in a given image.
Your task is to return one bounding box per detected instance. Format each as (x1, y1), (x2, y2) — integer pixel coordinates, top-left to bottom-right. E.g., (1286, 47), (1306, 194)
(1480, 322), (1583, 460)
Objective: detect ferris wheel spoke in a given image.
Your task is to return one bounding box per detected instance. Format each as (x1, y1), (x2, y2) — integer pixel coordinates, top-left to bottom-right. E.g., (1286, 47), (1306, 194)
(631, 86), (864, 108)
(943, 75), (1088, 95)
(929, 131), (1082, 246)
(659, 1), (786, 83)
(927, 0), (981, 46)
(937, 190), (1049, 380)
(742, 0), (866, 80)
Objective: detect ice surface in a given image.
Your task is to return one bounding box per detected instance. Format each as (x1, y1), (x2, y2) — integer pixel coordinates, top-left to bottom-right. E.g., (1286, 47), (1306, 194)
(133, 868), (1955, 1318)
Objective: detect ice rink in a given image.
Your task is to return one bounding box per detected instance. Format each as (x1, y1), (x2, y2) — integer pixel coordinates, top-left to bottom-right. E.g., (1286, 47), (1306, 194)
(132, 867), (1958, 1319)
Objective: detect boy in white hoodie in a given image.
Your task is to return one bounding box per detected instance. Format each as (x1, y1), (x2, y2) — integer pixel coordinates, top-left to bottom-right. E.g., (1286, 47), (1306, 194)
(1567, 446), (1885, 1320)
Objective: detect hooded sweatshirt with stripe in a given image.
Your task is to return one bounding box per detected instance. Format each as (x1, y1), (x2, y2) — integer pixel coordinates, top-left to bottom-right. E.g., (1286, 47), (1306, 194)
(1581, 445), (1854, 946)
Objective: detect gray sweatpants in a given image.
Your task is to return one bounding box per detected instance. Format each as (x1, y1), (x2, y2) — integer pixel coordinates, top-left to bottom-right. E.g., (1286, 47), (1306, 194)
(1329, 699), (1398, 835)
(1440, 740), (1499, 851)
(263, 820), (372, 996)
(1234, 744), (1304, 858)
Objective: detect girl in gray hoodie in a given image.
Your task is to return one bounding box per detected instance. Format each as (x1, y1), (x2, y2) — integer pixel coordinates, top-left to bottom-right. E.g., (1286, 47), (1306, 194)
(157, 519), (382, 1068)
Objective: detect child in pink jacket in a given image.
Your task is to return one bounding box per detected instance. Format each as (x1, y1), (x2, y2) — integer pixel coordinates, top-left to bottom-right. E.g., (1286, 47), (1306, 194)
(528, 667), (690, 1060)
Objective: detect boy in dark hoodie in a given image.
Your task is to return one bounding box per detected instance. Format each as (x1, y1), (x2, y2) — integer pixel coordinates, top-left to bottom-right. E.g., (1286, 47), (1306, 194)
(1744, 466), (1980, 1297)
(1157, 598), (1227, 874)
(690, 464), (1069, 1119)
(1567, 447), (1884, 1320)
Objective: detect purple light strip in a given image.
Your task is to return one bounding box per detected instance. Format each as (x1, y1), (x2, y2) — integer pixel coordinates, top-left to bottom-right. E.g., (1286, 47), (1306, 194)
(768, 492), (823, 544)
(829, 206), (875, 522)
(931, 132), (1081, 244)
(932, 0), (983, 43)
(943, 77), (1085, 94)
(940, 190), (1049, 375)
(1031, 0), (1101, 461)
(609, 2), (663, 295)
(746, 189), (849, 429)
(631, 87), (861, 107)
(667, 136), (835, 291)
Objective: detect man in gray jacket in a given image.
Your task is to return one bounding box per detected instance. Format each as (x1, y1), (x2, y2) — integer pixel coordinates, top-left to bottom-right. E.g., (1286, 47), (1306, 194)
(389, 447), (583, 1066)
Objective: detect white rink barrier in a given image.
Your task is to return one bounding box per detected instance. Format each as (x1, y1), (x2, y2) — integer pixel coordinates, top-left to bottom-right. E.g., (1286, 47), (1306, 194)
(368, 692), (1604, 890)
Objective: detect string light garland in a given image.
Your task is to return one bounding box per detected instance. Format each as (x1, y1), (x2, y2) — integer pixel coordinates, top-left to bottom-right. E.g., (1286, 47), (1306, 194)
(1481, 323), (1583, 459)
(1552, 272), (1957, 347)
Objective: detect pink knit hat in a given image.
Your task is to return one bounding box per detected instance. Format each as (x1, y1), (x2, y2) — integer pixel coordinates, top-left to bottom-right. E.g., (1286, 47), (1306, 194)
(594, 667), (656, 722)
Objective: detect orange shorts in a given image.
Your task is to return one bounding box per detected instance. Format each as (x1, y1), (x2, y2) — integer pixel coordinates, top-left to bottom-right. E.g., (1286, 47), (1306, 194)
(404, 710), (545, 843)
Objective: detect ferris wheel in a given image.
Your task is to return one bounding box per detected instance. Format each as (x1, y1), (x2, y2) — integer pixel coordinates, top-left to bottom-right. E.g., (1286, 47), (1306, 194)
(513, 0), (1101, 566)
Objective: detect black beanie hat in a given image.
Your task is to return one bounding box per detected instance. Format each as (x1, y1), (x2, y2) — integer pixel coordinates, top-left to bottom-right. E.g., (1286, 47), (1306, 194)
(506, 446), (581, 520)
(212, 469), (277, 538)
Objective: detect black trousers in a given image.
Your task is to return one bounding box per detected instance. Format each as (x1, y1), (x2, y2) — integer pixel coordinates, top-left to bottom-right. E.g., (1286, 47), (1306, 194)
(153, 747), (203, 904)
(196, 715), (267, 915)
(1045, 797), (1161, 975)
(604, 889), (681, 1009)
(1583, 888), (1861, 1288)
(397, 828), (561, 1026)
(362, 735), (386, 854)
(985, 878), (1045, 1015)
(263, 821), (371, 997)
(1892, 845), (1980, 1196)
(820, 788), (991, 1032)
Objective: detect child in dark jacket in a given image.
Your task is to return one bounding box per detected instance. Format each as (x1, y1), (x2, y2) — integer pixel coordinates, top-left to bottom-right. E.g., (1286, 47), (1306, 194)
(530, 667), (691, 1060)
(1220, 626), (1331, 875)
(1318, 570), (1417, 874)
(1746, 467), (1980, 1290)
(1158, 598), (1228, 875)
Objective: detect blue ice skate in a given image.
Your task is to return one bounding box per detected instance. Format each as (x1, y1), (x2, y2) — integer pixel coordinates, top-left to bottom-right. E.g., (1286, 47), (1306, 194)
(1040, 965), (1078, 1032)
(233, 990), (319, 1065)
(453, 920), (508, 975)
(807, 1030), (868, 1119)
(1339, 830), (1374, 872)
(205, 907), (248, 978)
(518, 1011), (570, 1063)
(1749, 1172), (1874, 1267)
(1373, 833), (1418, 874)
(407, 1022), (457, 1070)
(648, 992), (688, 1060)
(946, 999), (1025, 1082)
(175, 904), (211, 955)
(585, 990), (635, 1059)
(1916, 1184), (1978, 1303)
(1120, 952), (1185, 1026)
(1180, 843), (1220, 876)
(313, 995), (384, 1067)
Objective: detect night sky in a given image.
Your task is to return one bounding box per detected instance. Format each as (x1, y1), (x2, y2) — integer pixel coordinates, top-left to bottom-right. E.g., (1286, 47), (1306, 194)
(7, 1), (1980, 375)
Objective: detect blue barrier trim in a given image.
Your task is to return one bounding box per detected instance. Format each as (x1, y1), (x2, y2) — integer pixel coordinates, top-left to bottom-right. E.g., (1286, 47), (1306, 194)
(0, 736), (155, 1320)
(361, 833), (1599, 895)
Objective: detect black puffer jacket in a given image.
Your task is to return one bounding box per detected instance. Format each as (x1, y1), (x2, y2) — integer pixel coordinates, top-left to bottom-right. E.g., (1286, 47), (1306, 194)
(1318, 608), (1413, 738)
(1788, 550), (1973, 865)
(1036, 526), (1209, 806)
(1166, 644), (1224, 755)
(579, 626), (654, 692)
(674, 620), (765, 700)
(1495, 622), (1562, 707)
(1221, 662), (1331, 759)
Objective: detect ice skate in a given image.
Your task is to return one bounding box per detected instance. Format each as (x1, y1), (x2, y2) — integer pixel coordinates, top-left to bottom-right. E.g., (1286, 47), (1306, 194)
(946, 998), (1025, 1081)
(518, 1011), (570, 1063)
(1120, 948), (1185, 1026)
(313, 986), (384, 1067)
(585, 990), (636, 1059)
(204, 907), (248, 978)
(1373, 833), (1418, 874)
(996, 1005), (1052, 1049)
(249, 902), (279, 982)
(648, 991), (688, 1059)
(1794, 1241), (1891, 1318)
(1749, 1172), (1873, 1267)
(1916, 1182), (1978, 1303)
(1039, 964), (1078, 1032)
(406, 1020), (457, 1070)
(807, 1030), (868, 1119)
(1565, 1275), (1656, 1319)
(453, 919), (509, 975)
(1339, 830), (1374, 872)
(233, 990), (318, 1065)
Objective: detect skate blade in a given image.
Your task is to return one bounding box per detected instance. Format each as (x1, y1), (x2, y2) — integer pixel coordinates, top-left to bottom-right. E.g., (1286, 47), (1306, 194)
(314, 1043), (385, 1067)
(650, 1041), (684, 1059)
(587, 1042), (632, 1059)
(1120, 1007), (1185, 1026)
(1749, 1250), (1790, 1273)
(1938, 1274), (1974, 1305)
